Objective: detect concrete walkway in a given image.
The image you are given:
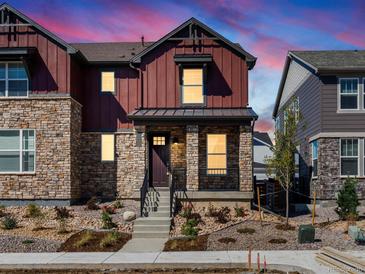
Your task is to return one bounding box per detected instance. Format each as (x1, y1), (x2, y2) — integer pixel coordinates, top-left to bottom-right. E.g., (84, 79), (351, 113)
(0, 250), (350, 273)
(120, 238), (167, 252)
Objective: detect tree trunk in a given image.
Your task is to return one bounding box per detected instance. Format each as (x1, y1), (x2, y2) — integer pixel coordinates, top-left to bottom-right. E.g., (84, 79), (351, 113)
(286, 188), (289, 225)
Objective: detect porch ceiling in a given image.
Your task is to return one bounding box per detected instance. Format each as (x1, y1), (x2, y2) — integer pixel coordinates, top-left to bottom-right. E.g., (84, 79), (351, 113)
(128, 108), (258, 124)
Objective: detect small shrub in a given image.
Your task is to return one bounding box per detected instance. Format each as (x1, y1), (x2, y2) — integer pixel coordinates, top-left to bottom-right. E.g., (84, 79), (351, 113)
(337, 177), (360, 220)
(275, 223), (295, 231)
(205, 202), (216, 217)
(2, 216), (17, 230)
(237, 227), (255, 234)
(22, 240), (34, 245)
(101, 212), (116, 229)
(186, 218), (198, 227)
(218, 237), (236, 244)
(179, 204), (193, 219)
(55, 207), (72, 219)
(113, 200), (123, 209)
(26, 203), (42, 218)
(101, 205), (116, 215)
(32, 211), (46, 231)
(234, 204), (246, 217)
(189, 212), (202, 223)
(181, 222), (199, 237)
(57, 217), (69, 234)
(214, 207), (231, 224)
(268, 238), (287, 244)
(0, 205), (5, 217)
(100, 231), (121, 248)
(86, 197), (99, 210)
(74, 231), (94, 248)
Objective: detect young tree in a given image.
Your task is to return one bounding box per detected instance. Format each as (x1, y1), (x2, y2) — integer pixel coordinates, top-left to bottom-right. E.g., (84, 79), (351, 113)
(266, 98), (300, 225)
(337, 177), (359, 220)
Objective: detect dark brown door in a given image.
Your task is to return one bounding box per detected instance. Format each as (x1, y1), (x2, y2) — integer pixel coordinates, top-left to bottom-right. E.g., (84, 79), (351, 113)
(150, 134), (170, 187)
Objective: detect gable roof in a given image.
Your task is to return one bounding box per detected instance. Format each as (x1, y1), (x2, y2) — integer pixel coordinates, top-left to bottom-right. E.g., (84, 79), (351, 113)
(130, 17), (257, 69)
(253, 132), (273, 147)
(71, 42), (154, 63)
(0, 3), (77, 54)
(273, 50), (365, 118)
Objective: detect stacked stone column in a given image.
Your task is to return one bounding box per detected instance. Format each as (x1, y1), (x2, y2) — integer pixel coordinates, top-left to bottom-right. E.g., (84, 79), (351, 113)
(186, 125), (199, 190)
(239, 125), (253, 192)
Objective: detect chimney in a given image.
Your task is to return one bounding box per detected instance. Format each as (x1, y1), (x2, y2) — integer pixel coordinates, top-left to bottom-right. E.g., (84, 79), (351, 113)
(141, 35), (145, 46)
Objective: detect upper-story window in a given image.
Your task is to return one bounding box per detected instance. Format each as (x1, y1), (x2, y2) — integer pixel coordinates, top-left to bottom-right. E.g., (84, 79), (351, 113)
(182, 68), (204, 105)
(0, 62), (28, 97)
(101, 71), (115, 93)
(339, 78), (359, 110)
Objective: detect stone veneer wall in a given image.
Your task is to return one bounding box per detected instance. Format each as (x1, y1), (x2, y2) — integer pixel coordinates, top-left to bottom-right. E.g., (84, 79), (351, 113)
(0, 97), (81, 201)
(239, 125), (253, 192)
(80, 129), (146, 200)
(198, 126), (240, 190)
(186, 125), (199, 190)
(312, 138), (365, 201)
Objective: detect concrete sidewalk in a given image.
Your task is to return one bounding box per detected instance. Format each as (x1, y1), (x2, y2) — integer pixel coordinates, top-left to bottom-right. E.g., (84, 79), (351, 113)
(0, 250), (346, 273)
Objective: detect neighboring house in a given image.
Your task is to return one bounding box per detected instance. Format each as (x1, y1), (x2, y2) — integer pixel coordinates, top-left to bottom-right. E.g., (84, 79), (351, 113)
(253, 132), (273, 181)
(273, 50), (365, 205)
(0, 3), (258, 208)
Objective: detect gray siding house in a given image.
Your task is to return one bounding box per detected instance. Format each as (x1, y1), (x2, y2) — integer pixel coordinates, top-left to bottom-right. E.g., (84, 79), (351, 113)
(273, 50), (365, 205)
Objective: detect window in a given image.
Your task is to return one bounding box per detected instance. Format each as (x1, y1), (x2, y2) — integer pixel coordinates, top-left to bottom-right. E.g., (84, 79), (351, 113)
(340, 138), (358, 176)
(207, 134), (227, 175)
(275, 116), (281, 131)
(182, 68), (204, 104)
(312, 140), (318, 177)
(0, 62), (28, 97)
(292, 97), (299, 122)
(101, 134), (115, 161)
(153, 136), (165, 146)
(101, 71), (115, 93)
(339, 78), (358, 110)
(0, 129), (35, 173)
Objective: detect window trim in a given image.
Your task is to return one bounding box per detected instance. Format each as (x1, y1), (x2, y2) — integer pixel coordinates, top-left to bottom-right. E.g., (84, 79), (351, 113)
(100, 70), (116, 94)
(340, 138), (360, 177)
(0, 61), (29, 98)
(311, 140), (318, 178)
(206, 133), (227, 176)
(101, 133), (115, 162)
(0, 129), (36, 174)
(337, 77), (360, 112)
(180, 65), (206, 107)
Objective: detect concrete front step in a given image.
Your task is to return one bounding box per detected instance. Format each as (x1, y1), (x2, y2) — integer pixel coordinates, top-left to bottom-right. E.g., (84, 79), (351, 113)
(133, 224), (170, 233)
(134, 217), (171, 226)
(149, 211), (170, 217)
(133, 231), (170, 238)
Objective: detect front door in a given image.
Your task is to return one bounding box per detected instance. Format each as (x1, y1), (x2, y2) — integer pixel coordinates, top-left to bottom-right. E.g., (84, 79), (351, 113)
(150, 134), (170, 187)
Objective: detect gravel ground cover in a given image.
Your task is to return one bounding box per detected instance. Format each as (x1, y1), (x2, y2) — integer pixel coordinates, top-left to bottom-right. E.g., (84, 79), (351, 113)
(0, 234), (61, 252)
(0, 200), (137, 252)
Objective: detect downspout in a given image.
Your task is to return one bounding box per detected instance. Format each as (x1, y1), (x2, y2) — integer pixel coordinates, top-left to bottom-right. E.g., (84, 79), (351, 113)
(251, 118), (256, 202)
(129, 62), (143, 109)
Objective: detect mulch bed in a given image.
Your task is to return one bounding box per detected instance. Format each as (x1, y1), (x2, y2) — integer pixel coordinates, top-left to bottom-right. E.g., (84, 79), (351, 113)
(58, 230), (131, 252)
(164, 235), (208, 251)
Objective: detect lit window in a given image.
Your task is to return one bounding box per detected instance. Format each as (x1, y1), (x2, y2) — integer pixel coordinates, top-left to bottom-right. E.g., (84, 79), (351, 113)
(340, 138), (358, 176)
(312, 140), (318, 177)
(207, 134), (227, 175)
(101, 134), (115, 161)
(153, 136), (165, 146)
(0, 62), (28, 97)
(0, 129), (35, 172)
(182, 68), (204, 104)
(101, 71), (115, 93)
(339, 78), (358, 109)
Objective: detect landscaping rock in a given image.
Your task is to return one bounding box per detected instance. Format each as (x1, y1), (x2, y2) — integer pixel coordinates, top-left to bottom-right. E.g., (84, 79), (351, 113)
(123, 211), (136, 222)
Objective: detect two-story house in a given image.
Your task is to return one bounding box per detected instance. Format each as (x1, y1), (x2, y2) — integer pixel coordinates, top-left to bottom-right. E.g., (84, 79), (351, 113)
(273, 50), (365, 206)
(0, 3), (257, 209)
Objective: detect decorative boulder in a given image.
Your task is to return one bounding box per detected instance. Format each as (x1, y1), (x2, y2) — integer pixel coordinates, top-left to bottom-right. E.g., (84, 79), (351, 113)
(123, 211), (136, 222)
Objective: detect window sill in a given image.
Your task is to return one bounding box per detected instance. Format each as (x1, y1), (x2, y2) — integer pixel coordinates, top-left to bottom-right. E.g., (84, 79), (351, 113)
(337, 109), (365, 114)
(0, 172), (36, 175)
(0, 96), (29, 99)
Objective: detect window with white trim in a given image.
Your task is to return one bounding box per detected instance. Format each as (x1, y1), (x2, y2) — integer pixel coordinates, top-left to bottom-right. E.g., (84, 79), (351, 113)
(339, 78), (358, 110)
(0, 62), (29, 97)
(207, 134), (227, 175)
(0, 129), (35, 172)
(311, 140), (318, 177)
(340, 138), (358, 176)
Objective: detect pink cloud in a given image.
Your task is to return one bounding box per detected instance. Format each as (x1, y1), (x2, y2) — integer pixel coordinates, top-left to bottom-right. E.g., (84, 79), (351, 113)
(255, 118), (274, 133)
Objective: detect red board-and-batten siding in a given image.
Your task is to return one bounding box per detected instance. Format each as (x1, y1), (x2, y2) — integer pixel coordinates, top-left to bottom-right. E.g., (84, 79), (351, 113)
(0, 22), (74, 95)
(82, 39), (249, 131)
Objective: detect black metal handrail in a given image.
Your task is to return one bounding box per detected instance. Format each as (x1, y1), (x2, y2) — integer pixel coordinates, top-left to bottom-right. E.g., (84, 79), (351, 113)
(140, 169), (149, 217)
(169, 170), (175, 217)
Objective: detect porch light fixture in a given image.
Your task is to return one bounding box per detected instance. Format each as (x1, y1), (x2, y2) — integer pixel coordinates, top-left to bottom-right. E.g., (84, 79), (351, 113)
(172, 137), (179, 144)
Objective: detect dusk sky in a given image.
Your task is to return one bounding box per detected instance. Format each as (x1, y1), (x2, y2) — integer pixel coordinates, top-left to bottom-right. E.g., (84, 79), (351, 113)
(9, 0), (365, 133)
